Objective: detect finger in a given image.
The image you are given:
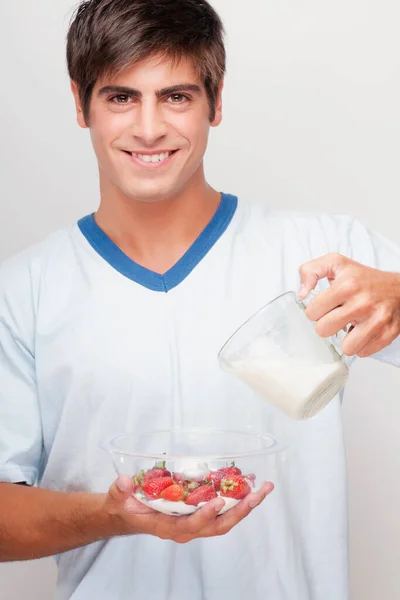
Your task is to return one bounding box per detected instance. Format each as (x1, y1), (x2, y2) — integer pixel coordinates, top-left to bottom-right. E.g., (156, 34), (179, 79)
(108, 475), (134, 501)
(340, 320), (382, 356)
(298, 253), (345, 299)
(234, 481), (274, 511)
(176, 496), (225, 536)
(305, 287), (343, 322)
(201, 482), (274, 537)
(313, 306), (353, 338)
(215, 482), (274, 533)
(356, 327), (398, 358)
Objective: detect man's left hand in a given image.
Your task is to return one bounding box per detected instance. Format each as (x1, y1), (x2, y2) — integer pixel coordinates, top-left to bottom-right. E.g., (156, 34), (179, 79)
(298, 253), (400, 357)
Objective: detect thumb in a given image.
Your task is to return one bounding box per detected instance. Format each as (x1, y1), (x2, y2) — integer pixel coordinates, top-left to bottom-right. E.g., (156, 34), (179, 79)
(108, 475), (134, 502)
(298, 253), (344, 299)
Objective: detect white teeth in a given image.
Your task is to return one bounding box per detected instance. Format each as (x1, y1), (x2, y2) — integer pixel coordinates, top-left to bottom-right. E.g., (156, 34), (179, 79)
(131, 151), (171, 163)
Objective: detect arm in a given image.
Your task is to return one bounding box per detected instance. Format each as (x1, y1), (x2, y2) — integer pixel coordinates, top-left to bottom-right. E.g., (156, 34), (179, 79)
(0, 477), (273, 562)
(298, 253), (400, 358)
(289, 213), (400, 361)
(0, 260), (274, 562)
(0, 483), (116, 561)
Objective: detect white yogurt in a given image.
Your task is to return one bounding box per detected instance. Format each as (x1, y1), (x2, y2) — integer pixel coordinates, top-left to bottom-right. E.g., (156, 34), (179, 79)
(134, 492), (243, 516)
(179, 461), (210, 481)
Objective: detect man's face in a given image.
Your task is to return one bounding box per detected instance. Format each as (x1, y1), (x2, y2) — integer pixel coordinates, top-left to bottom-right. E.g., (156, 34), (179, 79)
(72, 56), (222, 203)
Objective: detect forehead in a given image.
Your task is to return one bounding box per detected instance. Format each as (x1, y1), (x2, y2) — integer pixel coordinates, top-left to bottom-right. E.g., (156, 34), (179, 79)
(96, 55), (204, 92)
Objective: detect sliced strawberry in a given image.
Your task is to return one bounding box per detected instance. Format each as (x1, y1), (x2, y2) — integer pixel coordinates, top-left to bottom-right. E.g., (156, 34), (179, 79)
(142, 477), (174, 500)
(160, 484), (185, 502)
(185, 485), (218, 506)
(220, 475), (251, 500)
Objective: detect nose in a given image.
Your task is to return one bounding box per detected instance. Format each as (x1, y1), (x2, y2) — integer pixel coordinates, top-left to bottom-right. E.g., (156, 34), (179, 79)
(132, 100), (167, 146)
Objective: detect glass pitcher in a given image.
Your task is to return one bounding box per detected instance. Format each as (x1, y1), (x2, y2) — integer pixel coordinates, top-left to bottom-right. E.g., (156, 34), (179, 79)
(218, 291), (349, 420)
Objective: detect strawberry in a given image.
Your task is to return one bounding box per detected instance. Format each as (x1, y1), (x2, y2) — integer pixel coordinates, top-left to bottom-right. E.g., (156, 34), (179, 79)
(142, 477), (174, 500)
(204, 471), (224, 490)
(160, 484), (185, 502)
(173, 473), (201, 491)
(185, 485), (218, 506)
(173, 472), (186, 485)
(220, 475), (251, 500)
(205, 466), (242, 490)
(185, 480), (201, 491)
(218, 465), (242, 476)
(143, 467), (171, 482)
(132, 464), (171, 488)
(132, 471), (145, 490)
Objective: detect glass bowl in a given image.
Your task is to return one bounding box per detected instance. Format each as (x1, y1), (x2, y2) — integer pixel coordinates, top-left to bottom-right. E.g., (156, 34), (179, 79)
(106, 429), (281, 516)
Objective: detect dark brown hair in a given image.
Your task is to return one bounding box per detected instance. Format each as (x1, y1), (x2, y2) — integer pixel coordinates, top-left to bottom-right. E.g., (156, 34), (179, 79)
(67, 0), (226, 123)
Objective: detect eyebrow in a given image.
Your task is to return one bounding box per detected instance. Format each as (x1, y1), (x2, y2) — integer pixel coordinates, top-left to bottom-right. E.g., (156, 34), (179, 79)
(97, 84), (202, 99)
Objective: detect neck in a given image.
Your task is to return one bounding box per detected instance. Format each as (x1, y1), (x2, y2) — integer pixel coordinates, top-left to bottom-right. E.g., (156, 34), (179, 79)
(94, 170), (221, 274)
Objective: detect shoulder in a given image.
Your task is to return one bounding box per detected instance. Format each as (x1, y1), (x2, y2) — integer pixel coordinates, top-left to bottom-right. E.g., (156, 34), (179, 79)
(0, 226), (75, 290)
(237, 199), (357, 257)
(0, 226), (76, 339)
(242, 199), (355, 234)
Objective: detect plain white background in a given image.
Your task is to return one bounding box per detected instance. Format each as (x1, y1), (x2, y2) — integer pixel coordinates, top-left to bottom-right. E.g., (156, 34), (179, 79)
(0, 1), (399, 598)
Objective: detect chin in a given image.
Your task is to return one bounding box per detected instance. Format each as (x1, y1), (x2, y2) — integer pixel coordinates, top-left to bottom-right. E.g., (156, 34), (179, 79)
(125, 192), (169, 204)
(124, 184), (182, 204)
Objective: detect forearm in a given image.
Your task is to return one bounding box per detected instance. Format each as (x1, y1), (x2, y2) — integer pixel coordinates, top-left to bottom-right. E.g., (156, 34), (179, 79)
(0, 483), (127, 561)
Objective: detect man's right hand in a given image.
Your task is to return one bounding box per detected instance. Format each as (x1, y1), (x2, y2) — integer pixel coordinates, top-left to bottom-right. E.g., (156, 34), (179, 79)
(105, 475), (274, 544)
(0, 477), (273, 562)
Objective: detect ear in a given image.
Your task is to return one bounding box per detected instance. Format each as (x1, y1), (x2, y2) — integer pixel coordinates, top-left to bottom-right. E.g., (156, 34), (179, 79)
(211, 80), (224, 128)
(70, 81), (88, 129)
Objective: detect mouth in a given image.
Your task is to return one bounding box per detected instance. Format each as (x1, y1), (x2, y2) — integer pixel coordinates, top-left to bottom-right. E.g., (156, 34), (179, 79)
(122, 149), (178, 168)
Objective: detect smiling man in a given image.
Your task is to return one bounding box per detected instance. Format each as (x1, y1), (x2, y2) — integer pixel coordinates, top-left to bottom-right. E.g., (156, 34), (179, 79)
(73, 53), (224, 275)
(0, 1), (400, 600)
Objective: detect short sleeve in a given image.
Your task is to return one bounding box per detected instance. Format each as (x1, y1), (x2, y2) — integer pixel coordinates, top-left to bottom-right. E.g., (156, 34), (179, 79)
(347, 220), (400, 367)
(0, 319), (43, 485)
(288, 212), (400, 367)
(0, 251), (44, 486)
(328, 216), (400, 367)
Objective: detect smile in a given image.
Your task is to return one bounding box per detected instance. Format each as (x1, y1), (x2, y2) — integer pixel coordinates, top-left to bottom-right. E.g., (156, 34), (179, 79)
(123, 149), (178, 167)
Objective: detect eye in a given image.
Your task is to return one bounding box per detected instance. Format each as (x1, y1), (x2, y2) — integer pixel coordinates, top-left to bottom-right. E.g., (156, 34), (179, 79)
(110, 94), (134, 104)
(167, 94), (189, 104)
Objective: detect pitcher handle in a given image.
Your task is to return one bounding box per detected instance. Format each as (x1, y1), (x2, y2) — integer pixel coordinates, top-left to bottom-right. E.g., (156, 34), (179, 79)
(296, 289), (350, 357)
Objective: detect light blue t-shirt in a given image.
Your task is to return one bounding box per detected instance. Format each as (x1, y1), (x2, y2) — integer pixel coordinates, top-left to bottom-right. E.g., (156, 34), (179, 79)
(1, 193), (400, 600)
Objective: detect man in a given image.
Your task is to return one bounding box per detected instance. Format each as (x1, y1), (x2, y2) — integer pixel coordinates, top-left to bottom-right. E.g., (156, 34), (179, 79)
(0, 1), (399, 599)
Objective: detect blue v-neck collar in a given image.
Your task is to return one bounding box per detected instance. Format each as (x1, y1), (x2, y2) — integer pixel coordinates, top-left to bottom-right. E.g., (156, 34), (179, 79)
(77, 193), (238, 292)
